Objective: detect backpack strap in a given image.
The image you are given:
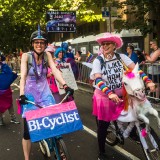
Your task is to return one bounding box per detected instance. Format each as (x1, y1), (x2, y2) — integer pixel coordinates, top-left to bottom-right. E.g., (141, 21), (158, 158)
(114, 52), (128, 71)
(27, 52), (33, 74)
(115, 52), (121, 61)
(96, 56), (106, 70)
(43, 52), (48, 68)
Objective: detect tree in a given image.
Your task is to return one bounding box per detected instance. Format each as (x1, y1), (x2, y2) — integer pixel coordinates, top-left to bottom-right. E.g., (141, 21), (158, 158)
(0, 0), (104, 53)
(114, 0), (160, 41)
(0, 0), (160, 53)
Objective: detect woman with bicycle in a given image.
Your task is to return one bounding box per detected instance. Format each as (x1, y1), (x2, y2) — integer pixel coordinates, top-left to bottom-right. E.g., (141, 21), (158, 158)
(90, 32), (155, 160)
(19, 27), (74, 160)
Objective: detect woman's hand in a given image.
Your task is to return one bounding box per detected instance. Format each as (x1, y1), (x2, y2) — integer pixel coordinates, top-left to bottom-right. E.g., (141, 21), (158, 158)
(146, 82), (156, 92)
(108, 93), (123, 103)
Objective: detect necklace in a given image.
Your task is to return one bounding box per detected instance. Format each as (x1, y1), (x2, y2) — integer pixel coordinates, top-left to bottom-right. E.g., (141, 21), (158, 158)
(106, 53), (113, 60)
(32, 52), (44, 80)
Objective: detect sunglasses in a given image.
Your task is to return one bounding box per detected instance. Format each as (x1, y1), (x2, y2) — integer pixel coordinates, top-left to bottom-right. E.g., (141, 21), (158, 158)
(102, 42), (114, 46)
(149, 43), (153, 45)
(34, 41), (45, 45)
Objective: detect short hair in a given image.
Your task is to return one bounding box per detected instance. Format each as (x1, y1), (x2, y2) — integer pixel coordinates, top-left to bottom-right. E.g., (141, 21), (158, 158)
(150, 39), (158, 46)
(127, 44), (134, 51)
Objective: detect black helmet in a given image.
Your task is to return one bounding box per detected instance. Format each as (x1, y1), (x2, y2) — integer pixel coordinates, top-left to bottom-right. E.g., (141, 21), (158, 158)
(30, 30), (48, 44)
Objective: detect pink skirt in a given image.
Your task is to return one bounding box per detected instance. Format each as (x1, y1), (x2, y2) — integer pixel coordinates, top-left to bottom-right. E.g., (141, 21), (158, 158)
(0, 88), (13, 113)
(92, 88), (124, 122)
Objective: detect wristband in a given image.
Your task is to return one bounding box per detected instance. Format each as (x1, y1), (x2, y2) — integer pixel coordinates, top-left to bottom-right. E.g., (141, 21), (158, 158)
(95, 77), (113, 96)
(138, 69), (152, 84)
(63, 84), (68, 89)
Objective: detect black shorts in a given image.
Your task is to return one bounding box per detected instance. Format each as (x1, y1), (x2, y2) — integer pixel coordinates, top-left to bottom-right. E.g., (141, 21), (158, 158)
(23, 118), (30, 140)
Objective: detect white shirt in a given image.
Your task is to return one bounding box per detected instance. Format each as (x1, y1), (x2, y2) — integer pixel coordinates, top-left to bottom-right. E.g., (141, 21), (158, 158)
(90, 53), (133, 90)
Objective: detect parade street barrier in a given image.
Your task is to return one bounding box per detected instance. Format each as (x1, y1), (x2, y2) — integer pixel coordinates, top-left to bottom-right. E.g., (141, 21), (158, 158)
(25, 101), (83, 142)
(77, 62), (160, 103)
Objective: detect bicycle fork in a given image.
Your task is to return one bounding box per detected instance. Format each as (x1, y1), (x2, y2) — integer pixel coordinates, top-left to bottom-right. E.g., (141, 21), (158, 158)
(113, 121), (124, 145)
(135, 122), (159, 150)
(52, 138), (61, 160)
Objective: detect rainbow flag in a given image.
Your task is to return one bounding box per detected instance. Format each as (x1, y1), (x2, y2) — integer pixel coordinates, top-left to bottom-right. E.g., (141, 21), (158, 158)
(86, 52), (94, 63)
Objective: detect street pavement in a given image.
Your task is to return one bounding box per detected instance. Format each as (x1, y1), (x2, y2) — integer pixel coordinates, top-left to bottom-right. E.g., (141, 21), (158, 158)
(0, 83), (160, 160)
(0, 86), (134, 160)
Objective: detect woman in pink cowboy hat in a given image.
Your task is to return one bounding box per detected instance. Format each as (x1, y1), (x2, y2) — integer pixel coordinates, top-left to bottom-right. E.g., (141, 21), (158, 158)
(90, 32), (155, 160)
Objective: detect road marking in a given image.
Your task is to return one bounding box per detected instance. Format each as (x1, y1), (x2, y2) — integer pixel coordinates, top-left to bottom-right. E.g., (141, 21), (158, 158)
(83, 125), (140, 160)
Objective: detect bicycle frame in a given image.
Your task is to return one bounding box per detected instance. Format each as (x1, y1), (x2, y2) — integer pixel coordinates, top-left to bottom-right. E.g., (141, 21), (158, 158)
(44, 136), (62, 160)
(135, 121), (159, 150)
(106, 119), (160, 160)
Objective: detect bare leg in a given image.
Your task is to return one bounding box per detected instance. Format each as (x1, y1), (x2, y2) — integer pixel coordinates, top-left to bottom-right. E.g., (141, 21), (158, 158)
(8, 105), (20, 124)
(22, 138), (31, 160)
(8, 104), (14, 115)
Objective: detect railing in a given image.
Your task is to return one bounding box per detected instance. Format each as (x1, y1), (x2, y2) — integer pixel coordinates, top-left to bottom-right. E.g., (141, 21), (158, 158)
(76, 62), (160, 106)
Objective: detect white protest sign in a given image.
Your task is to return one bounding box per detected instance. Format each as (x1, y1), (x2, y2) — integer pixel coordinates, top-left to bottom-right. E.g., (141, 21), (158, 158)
(55, 63), (78, 95)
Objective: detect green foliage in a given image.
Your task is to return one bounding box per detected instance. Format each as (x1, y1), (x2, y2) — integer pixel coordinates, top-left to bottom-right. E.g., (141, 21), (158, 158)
(116, 0), (160, 39)
(0, 0), (104, 53)
(0, 0), (160, 53)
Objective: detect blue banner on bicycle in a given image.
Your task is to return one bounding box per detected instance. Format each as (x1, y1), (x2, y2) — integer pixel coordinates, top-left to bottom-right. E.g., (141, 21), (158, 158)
(25, 101), (83, 142)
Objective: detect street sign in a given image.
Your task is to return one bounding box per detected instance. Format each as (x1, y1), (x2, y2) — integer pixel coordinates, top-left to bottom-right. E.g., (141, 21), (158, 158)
(101, 7), (117, 18)
(102, 11), (110, 17)
(101, 7), (110, 17)
(46, 11), (76, 33)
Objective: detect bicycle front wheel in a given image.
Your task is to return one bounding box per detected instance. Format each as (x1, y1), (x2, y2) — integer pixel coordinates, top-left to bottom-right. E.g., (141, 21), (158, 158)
(55, 138), (71, 160)
(39, 139), (51, 158)
(140, 127), (160, 160)
(105, 123), (119, 146)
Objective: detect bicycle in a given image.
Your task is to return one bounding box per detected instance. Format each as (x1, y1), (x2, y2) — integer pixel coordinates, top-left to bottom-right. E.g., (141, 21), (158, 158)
(105, 115), (160, 160)
(25, 93), (72, 160)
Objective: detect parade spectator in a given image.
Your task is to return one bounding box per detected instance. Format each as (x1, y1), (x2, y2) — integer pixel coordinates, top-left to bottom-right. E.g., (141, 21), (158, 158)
(0, 55), (20, 125)
(86, 51), (94, 63)
(75, 51), (82, 63)
(19, 28), (74, 160)
(125, 45), (139, 64)
(144, 39), (160, 99)
(134, 47), (145, 64)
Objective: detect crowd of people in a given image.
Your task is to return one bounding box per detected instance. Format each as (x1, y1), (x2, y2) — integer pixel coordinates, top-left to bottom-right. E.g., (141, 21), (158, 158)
(0, 28), (160, 160)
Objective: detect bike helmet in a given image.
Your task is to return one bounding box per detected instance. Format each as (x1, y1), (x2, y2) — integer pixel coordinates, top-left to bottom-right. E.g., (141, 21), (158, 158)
(30, 30), (48, 44)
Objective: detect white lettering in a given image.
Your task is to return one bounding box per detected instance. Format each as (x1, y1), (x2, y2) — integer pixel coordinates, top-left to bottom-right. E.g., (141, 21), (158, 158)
(73, 112), (79, 120)
(28, 111), (80, 132)
(42, 117), (50, 128)
(28, 120), (37, 131)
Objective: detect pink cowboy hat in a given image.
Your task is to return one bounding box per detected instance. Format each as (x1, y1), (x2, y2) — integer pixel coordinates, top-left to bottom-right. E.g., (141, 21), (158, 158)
(96, 32), (123, 49)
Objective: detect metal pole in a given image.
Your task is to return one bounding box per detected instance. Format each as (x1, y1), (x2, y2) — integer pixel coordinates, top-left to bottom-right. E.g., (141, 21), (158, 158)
(109, 6), (112, 33)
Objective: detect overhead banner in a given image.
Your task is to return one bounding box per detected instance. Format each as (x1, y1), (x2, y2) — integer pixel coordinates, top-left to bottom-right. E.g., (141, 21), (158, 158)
(46, 11), (76, 33)
(25, 101), (83, 142)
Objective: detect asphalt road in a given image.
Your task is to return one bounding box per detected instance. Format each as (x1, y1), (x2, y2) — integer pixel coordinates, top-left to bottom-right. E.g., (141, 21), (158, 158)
(1, 86), (160, 160)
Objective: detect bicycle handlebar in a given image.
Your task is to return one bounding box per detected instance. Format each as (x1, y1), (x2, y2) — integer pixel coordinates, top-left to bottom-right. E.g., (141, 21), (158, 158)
(24, 91), (72, 109)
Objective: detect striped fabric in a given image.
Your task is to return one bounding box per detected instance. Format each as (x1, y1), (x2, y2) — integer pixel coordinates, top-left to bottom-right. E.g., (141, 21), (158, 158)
(95, 77), (113, 96)
(138, 69), (152, 83)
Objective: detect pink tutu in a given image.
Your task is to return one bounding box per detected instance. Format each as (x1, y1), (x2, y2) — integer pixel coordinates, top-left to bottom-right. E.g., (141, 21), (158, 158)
(92, 88), (124, 122)
(47, 68), (58, 93)
(0, 88), (12, 113)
